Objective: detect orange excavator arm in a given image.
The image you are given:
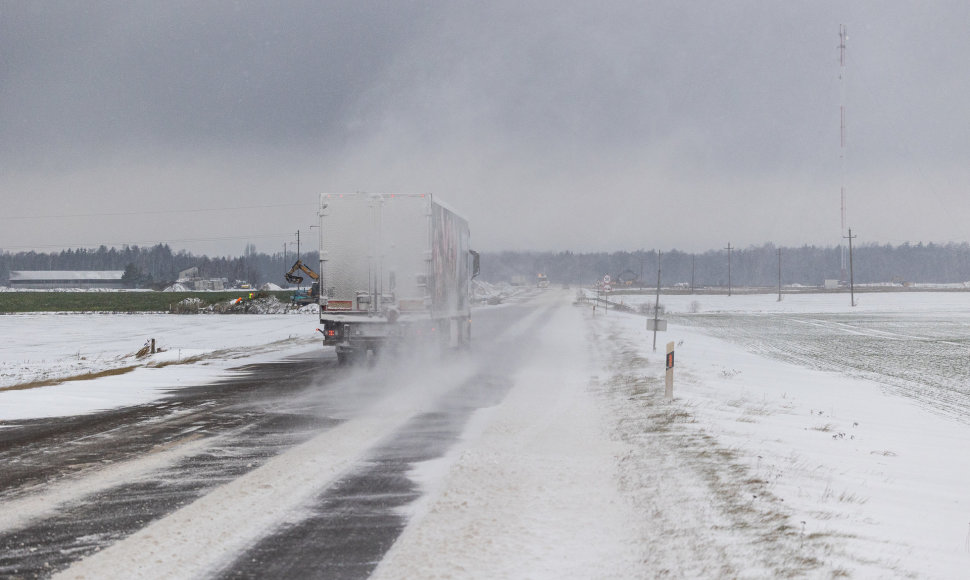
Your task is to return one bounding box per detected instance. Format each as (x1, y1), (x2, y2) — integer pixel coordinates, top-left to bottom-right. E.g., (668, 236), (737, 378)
(284, 260), (320, 285)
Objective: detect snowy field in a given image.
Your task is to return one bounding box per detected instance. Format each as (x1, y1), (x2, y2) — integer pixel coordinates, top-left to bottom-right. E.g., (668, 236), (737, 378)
(611, 291), (970, 423)
(0, 312), (321, 420)
(586, 291), (970, 577)
(2, 291), (970, 577)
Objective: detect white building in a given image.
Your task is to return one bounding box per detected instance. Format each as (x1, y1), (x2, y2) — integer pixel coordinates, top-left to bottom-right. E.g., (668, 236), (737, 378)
(9, 271), (126, 290)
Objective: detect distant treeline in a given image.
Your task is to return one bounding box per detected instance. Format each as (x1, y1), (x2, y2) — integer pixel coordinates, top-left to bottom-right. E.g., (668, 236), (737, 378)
(482, 242), (970, 287)
(3, 242), (970, 288)
(0, 244), (319, 289)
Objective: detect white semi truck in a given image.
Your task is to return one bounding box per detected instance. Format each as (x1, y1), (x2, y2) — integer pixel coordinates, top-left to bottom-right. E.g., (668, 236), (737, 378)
(316, 193), (479, 364)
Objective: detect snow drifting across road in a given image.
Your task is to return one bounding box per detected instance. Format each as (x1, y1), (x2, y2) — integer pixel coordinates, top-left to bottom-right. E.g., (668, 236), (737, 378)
(373, 293), (644, 579)
(53, 360), (483, 580)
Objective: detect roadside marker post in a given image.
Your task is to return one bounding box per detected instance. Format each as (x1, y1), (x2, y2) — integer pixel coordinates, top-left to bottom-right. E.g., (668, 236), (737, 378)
(665, 341), (675, 400)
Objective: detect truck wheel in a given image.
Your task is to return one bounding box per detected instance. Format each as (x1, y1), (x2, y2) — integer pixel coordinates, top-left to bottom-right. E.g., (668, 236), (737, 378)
(337, 350), (360, 365)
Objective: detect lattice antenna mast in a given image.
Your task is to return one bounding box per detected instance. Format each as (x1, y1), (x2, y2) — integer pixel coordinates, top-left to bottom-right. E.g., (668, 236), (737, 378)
(839, 24), (848, 280)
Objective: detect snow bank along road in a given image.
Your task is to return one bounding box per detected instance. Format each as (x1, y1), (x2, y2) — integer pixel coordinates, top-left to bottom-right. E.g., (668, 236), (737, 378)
(1, 290), (968, 578)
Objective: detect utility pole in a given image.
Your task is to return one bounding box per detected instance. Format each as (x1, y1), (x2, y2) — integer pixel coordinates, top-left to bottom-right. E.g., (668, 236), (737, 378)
(652, 251), (662, 352)
(295, 230), (301, 262)
(725, 242), (733, 296)
(844, 228), (857, 306)
(777, 248), (782, 302)
(839, 24), (849, 282)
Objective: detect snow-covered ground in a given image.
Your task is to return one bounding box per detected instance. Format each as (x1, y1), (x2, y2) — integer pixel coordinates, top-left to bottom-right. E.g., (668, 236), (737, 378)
(0, 312), (321, 420)
(585, 290), (970, 576)
(375, 291), (970, 578)
(4, 291), (970, 577)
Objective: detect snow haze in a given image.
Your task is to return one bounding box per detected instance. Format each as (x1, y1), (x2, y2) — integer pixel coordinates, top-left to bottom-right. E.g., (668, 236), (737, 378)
(3, 3), (970, 255)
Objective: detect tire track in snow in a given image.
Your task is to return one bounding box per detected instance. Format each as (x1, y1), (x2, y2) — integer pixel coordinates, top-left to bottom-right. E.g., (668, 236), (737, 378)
(218, 300), (559, 578)
(371, 293), (643, 579)
(52, 369), (471, 579)
(56, 301), (556, 579)
(0, 352), (339, 577)
(0, 433), (217, 535)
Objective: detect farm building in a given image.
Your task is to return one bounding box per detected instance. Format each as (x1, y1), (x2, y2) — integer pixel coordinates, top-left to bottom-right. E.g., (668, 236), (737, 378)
(8, 271), (126, 290)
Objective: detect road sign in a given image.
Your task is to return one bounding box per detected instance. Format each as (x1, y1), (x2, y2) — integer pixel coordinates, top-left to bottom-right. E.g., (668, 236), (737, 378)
(647, 319), (667, 331)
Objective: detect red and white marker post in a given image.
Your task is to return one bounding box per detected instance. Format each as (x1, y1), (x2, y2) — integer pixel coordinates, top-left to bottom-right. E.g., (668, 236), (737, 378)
(664, 341), (675, 400)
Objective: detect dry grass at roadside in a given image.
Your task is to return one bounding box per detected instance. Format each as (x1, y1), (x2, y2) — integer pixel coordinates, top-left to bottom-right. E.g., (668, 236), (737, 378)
(1, 335), (312, 393)
(0, 366), (138, 391)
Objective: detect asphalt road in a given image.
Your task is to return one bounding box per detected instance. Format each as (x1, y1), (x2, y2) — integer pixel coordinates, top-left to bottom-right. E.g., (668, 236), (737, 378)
(0, 299), (546, 578)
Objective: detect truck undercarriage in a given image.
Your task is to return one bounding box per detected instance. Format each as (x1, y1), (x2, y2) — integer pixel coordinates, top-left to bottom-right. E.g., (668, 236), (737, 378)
(320, 313), (471, 364)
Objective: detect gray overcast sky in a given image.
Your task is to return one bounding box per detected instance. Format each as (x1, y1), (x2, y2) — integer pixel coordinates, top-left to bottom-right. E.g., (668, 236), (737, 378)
(2, 1), (969, 256)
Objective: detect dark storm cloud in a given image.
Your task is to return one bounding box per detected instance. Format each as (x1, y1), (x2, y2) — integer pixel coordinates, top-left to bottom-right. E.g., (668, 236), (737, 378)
(3, 1), (970, 254)
(346, 2), (851, 175)
(1, 2), (425, 168)
(2, 2), (839, 173)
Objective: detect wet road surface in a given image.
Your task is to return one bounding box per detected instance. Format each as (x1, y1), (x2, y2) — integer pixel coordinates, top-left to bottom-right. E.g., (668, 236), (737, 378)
(0, 301), (546, 578)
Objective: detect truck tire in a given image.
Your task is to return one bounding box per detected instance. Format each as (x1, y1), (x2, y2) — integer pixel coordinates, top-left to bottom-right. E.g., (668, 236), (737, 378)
(338, 347), (367, 366)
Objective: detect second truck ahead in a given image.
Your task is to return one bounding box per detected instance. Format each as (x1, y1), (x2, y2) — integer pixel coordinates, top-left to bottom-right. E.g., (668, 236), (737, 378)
(316, 193), (479, 364)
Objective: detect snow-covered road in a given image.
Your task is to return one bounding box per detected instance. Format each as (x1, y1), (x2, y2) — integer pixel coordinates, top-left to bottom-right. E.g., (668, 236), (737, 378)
(372, 293), (644, 579)
(1, 290), (969, 578)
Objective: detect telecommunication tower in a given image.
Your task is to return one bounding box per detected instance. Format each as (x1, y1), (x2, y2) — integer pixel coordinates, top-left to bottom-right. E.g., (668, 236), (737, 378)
(839, 24), (848, 281)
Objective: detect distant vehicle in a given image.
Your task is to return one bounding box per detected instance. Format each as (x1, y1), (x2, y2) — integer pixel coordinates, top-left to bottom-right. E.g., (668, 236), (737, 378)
(284, 260), (320, 306)
(536, 273), (549, 288)
(316, 193), (479, 364)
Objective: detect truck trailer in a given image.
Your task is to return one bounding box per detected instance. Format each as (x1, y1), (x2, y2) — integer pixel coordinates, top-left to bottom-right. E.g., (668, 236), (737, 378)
(316, 193), (479, 364)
